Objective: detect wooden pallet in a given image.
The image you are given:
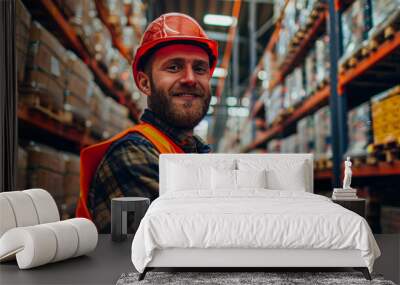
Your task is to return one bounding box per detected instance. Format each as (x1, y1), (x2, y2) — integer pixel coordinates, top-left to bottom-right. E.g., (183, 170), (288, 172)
(370, 140), (400, 163)
(368, 9), (400, 51)
(18, 92), (70, 124)
(315, 157), (333, 171)
(288, 3), (327, 53)
(316, 78), (328, 91)
(340, 9), (400, 74)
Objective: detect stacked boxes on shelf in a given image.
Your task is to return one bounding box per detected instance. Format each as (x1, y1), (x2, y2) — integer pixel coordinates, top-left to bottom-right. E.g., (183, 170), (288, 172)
(370, 0), (400, 31)
(265, 85), (283, 126)
(63, 153), (80, 220)
(89, 84), (108, 139)
(305, 47), (317, 96)
(274, 0), (321, 64)
(21, 22), (68, 114)
(315, 34), (330, 87)
(314, 106), (332, 166)
(19, 143), (82, 219)
(267, 139), (281, 153)
(16, 0), (31, 83)
(26, 143), (66, 213)
(56, 0), (95, 36)
(105, 97), (133, 136)
(264, 110), (332, 162)
(281, 134), (298, 153)
(346, 101), (372, 157)
(58, 0), (113, 63)
(297, 116), (315, 154)
(371, 86), (400, 145)
(65, 52), (94, 128)
(341, 0), (372, 59)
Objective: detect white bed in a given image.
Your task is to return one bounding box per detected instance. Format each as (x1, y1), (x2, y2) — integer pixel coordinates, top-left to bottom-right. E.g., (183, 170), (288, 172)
(131, 154), (380, 280)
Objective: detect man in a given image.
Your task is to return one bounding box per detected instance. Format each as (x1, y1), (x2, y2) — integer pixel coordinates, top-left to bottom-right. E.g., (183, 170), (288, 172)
(75, 13), (218, 233)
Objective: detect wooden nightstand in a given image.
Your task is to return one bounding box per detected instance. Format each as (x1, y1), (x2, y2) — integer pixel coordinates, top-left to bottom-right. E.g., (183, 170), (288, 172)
(332, 198), (366, 218)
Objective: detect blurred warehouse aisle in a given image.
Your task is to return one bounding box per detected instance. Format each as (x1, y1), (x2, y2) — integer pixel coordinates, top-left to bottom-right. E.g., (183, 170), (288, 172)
(8, 0), (400, 233)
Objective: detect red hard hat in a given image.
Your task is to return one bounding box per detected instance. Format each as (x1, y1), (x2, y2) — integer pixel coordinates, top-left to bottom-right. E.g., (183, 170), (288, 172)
(132, 13), (218, 88)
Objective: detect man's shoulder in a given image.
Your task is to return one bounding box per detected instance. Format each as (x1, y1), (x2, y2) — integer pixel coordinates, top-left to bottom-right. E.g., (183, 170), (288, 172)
(110, 132), (156, 152)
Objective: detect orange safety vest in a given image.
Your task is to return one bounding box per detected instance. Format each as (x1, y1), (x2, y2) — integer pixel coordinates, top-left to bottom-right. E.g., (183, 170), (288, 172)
(75, 123), (184, 220)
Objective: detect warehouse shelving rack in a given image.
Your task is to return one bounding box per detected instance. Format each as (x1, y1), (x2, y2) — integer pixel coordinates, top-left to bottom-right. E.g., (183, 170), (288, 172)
(241, 0), (400, 186)
(19, 0), (142, 152)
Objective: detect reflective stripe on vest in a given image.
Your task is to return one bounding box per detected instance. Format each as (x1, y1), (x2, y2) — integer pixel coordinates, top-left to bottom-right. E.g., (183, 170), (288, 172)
(75, 123), (184, 220)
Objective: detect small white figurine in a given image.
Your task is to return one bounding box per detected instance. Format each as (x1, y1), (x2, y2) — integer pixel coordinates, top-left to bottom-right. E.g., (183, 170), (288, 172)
(343, 156), (352, 190)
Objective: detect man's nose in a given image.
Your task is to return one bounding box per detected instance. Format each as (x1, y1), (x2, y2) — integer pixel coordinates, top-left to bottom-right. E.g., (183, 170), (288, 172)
(180, 65), (196, 86)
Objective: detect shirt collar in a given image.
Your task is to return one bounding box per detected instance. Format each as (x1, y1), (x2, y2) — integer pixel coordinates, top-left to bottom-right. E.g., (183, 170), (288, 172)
(139, 109), (211, 153)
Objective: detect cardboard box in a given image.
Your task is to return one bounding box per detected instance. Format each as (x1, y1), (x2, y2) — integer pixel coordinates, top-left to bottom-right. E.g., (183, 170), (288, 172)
(27, 143), (66, 174)
(27, 22), (67, 79)
(22, 22), (67, 111)
(62, 153), (80, 219)
(28, 168), (64, 210)
(106, 97), (129, 118)
(90, 84), (107, 118)
(21, 69), (65, 110)
(66, 52), (93, 94)
(16, 0), (31, 83)
(17, 146), (28, 190)
(372, 90), (400, 144)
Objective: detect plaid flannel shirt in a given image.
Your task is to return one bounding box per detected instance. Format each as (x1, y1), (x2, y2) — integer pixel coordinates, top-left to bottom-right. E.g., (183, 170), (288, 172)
(87, 109), (211, 233)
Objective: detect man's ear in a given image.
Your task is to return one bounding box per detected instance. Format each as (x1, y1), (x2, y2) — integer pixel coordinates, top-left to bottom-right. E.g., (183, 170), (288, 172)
(136, 71), (151, 96)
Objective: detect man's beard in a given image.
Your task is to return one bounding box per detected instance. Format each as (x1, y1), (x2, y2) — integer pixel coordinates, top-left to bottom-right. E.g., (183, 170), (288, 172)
(147, 79), (211, 131)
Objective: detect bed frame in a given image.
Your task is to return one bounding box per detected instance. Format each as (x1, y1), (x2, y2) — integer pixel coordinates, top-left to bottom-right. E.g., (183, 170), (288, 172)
(138, 154), (371, 281)
(139, 248), (371, 280)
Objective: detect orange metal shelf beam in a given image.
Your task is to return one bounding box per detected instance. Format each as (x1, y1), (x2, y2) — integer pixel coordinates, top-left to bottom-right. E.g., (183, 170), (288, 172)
(241, 124), (283, 153)
(284, 85), (330, 126)
(250, 98), (265, 118)
(18, 105), (98, 149)
(39, 0), (130, 106)
(40, 0), (89, 62)
(314, 161), (400, 180)
(352, 162), (400, 177)
(314, 170), (332, 180)
(338, 31), (400, 94)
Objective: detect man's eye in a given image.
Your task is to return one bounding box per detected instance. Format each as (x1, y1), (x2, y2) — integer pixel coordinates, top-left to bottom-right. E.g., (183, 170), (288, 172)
(195, 66), (208, 74)
(166, 64), (180, 72)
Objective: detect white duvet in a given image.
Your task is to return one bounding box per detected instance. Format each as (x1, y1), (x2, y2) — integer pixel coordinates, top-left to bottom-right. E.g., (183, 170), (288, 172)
(131, 190), (380, 273)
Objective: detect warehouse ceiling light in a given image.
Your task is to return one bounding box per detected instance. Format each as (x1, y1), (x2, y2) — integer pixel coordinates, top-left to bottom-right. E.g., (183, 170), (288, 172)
(228, 107), (249, 117)
(213, 67), (227, 78)
(226, 96), (238, 106)
(257, 70), (267, 80)
(241, 97), (250, 107)
(210, 96), (218, 106)
(204, 14), (236, 27)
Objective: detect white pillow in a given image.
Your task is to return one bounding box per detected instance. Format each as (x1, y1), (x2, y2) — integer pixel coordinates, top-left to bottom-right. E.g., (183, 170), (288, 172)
(266, 167), (306, 191)
(238, 159), (307, 191)
(167, 162), (210, 191)
(211, 169), (267, 190)
(236, 169), (267, 189)
(211, 168), (236, 190)
(167, 159), (236, 192)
